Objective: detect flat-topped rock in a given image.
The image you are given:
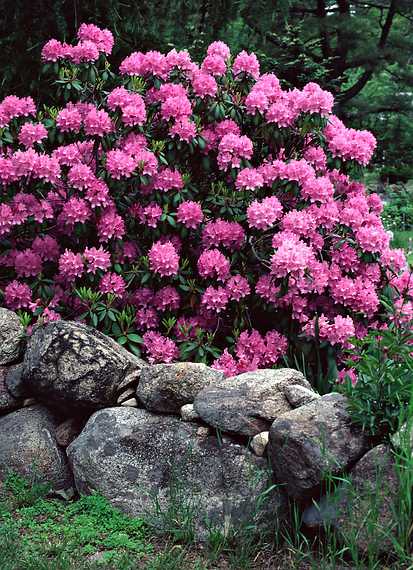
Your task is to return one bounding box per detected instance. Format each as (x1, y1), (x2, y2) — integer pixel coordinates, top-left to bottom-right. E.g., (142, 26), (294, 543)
(194, 368), (313, 436)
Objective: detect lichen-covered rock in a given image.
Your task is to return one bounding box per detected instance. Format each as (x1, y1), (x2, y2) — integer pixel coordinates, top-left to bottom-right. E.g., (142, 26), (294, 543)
(194, 368), (311, 436)
(137, 362), (224, 413)
(67, 407), (287, 539)
(268, 393), (369, 499)
(22, 321), (145, 411)
(0, 308), (24, 365)
(0, 366), (22, 414)
(4, 363), (25, 399)
(0, 405), (73, 491)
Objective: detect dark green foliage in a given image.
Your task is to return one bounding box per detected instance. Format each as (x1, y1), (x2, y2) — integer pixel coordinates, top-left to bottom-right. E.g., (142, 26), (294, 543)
(339, 323), (413, 440)
(0, 474), (151, 569)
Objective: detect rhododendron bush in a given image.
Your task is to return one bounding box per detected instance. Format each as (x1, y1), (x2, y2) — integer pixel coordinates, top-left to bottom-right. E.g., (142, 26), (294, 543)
(0, 24), (411, 383)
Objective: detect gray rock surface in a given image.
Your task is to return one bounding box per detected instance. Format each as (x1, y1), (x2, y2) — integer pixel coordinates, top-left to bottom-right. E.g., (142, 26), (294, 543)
(68, 407), (287, 539)
(4, 363), (25, 398)
(284, 384), (320, 408)
(22, 321), (145, 411)
(137, 362), (224, 414)
(0, 308), (24, 365)
(268, 393), (369, 499)
(0, 366), (22, 414)
(0, 405), (73, 491)
(194, 368), (312, 436)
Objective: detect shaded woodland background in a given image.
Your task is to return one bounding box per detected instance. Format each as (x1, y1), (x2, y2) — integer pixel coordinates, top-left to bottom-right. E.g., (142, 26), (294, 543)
(0, 0), (412, 176)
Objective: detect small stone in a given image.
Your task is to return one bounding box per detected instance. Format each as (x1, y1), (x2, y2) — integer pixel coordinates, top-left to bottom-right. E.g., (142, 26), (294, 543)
(0, 308), (24, 365)
(196, 426), (210, 437)
(250, 432), (269, 457)
(117, 387), (136, 403)
(180, 403), (200, 422)
(120, 398), (138, 407)
(23, 398), (36, 407)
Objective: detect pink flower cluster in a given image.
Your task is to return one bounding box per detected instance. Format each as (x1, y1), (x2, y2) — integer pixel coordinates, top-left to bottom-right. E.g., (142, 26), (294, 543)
(1, 23), (410, 380)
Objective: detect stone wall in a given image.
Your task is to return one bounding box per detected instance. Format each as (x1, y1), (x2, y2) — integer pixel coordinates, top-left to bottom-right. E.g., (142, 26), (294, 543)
(0, 309), (399, 552)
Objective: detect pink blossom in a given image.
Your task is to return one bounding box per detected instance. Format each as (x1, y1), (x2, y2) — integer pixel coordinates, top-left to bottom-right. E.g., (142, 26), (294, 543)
(176, 201), (203, 228)
(201, 54), (227, 76)
(192, 72), (218, 98)
(198, 249), (231, 281)
(271, 237), (315, 277)
(106, 149), (137, 179)
(161, 95), (192, 121)
(4, 280), (32, 310)
(60, 197), (91, 225)
(18, 123), (48, 147)
(97, 207), (125, 242)
(84, 246), (111, 273)
(56, 105), (82, 132)
(84, 108), (113, 136)
(99, 272), (126, 296)
(233, 51), (260, 79)
(202, 219), (245, 250)
(247, 196), (282, 230)
(207, 41), (230, 60)
(58, 250), (84, 282)
(68, 163), (95, 189)
(148, 240), (179, 277)
(153, 286), (180, 311)
(32, 236), (60, 261)
(136, 307), (159, 329)
(299, 83), (334, 116)
(143, 331), (179, 363)
(14, 249), (42, 277)
(138, 203), (163, 228)
(169, 118), (197, 141)
(226, 275), (250, 301)
(77, 23), (114, 55)
(201, 285), (229, 313)
(217, 134), (253, 169)
(235, 168), (264, 191)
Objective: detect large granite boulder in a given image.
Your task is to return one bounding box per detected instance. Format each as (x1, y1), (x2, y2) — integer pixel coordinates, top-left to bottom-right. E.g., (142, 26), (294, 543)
(22, 321), (145, 412)
(193, 368), (315, 436)
(0, 405), (73, 491)
(137, 362), (224, 414)
(0, 308), (24, 365)
(67, 407), (287, 539)
(268, 393), (370, 499)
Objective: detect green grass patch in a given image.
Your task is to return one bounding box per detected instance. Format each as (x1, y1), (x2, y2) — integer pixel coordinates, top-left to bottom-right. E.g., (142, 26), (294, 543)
(0, 474), (151, 569)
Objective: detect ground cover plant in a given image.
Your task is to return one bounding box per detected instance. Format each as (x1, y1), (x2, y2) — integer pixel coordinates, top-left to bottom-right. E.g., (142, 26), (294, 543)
(0, 22), (411, 385)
